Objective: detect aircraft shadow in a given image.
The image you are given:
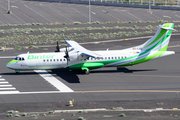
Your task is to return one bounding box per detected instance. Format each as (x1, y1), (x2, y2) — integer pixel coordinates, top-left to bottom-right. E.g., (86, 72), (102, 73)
(50, 69), (80, 83)
(1, 68), (157, 83)
(90, 67), (157, 73)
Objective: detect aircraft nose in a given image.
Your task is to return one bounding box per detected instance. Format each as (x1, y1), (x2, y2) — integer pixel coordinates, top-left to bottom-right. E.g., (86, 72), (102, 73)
(6, 60), (15, 69)
(6, 62), (12, 68)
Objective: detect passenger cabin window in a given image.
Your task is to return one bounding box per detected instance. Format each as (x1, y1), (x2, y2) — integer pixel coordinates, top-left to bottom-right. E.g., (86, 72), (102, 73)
(57, 59), (59, 61)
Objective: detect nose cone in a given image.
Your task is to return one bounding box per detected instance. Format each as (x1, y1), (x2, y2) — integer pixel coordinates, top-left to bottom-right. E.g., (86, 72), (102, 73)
(6, 63), (10, 68)
(6, 61), (12, 69)
(6, 60), (19, 69)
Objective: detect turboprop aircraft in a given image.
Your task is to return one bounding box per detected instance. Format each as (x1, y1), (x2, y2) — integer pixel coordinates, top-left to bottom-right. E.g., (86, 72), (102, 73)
(6, 23), (175, 74)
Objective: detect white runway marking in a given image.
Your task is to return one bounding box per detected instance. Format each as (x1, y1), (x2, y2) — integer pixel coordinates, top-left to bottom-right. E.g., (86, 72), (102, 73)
(0, 91), (61, 94)
(0, 88), (16, 90)
(175, 15), (180, 18)
(0, 77), (20, 94)
(0, 85), (12, 87)
(91, 11), (96, 14)
(0, 91), (20, 94)
(0, 56), (16, 58)
(34, 70), (74, 92)
(0, 82), (9, 84)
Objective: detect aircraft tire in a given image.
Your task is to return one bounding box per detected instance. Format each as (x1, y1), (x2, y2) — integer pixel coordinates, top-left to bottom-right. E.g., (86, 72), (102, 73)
(84, 70), (89, 75)
(16, 72), (19, 75)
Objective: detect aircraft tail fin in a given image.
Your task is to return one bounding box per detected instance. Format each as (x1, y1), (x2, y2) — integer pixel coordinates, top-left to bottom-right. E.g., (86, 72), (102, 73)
(140, 23), (174, 52)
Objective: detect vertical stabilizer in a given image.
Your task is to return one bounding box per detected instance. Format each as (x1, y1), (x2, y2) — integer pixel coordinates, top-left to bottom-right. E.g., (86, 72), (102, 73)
(125, 23), (174, 52)
(141, 23), (174, 52)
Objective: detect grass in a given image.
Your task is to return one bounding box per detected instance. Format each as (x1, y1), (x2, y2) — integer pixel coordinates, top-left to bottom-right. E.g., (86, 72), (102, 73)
(7, 110), (15, 114)
(119, 113), (125, 117)
(22, 113), (27, 116)
(48, 110), (54, 114)
(78, 117), (85, 120)
(31, 114), (37, 117)
(15, 114), (21, 117)
(7, 114), (13, 117)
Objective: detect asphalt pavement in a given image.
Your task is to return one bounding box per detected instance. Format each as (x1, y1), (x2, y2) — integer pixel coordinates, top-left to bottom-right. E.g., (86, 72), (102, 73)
(0, 0), (180, 24)
(0, 34), (179, 103)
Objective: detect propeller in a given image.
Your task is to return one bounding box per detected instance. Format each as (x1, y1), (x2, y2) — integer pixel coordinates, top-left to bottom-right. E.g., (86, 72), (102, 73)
(64, 44), (70, 66)
(55, 41), (60, 52)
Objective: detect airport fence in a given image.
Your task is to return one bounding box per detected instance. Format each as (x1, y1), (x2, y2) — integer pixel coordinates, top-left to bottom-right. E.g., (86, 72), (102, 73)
(81, 0), (180, 7)
(27, 0), (180, 10)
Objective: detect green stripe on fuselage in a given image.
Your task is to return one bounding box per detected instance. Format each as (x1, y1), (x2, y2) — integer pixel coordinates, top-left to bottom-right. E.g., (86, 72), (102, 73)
(7, 60), (20, 65)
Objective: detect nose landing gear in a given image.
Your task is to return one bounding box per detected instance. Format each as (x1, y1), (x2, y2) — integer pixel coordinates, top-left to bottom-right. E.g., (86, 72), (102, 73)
(15, 70), (20, 75)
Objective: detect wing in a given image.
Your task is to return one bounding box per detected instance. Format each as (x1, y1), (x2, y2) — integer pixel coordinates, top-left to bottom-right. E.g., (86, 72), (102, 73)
(65, 40), (102, 58)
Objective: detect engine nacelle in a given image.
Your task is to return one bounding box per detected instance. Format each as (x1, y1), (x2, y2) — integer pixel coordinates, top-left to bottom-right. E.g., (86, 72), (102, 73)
(59, 47), (73, 52)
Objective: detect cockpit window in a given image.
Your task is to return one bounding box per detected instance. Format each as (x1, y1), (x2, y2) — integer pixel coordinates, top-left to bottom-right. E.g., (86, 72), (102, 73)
(14, 57), (19, 60)
(14, 57), (25, 61)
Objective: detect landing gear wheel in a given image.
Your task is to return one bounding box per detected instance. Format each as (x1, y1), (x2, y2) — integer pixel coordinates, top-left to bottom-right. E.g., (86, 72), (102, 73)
(15, 70), (20, 75)
(84, 70), (89, 75)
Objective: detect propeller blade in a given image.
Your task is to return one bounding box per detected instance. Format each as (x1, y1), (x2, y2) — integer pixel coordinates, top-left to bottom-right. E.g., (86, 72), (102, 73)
(64, 45), (69, 66)
(55, 41), (60, 52)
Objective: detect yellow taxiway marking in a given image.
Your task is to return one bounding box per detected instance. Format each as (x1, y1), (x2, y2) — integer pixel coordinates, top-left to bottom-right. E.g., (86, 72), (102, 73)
(75, 90), (180, 93)
(93, 74), (180, 78)
(119, 74), (180, 78)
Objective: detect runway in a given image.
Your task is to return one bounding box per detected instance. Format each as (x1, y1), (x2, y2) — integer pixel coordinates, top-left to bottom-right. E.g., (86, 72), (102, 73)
(0, 36), (179, 103)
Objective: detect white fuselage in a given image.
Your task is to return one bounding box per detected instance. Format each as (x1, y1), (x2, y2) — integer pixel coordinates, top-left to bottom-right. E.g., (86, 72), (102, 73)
(8, 50), (135, 70)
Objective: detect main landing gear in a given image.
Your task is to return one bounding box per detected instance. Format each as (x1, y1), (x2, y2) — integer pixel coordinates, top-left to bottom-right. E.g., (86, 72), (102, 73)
(84, 69), (89, 75)
(81, 68), (90, 75)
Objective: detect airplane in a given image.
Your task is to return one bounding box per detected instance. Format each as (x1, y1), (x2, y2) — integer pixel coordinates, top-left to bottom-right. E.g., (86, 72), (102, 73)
(6, 23), (175, 75)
